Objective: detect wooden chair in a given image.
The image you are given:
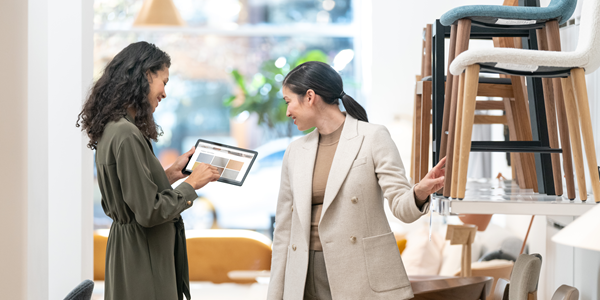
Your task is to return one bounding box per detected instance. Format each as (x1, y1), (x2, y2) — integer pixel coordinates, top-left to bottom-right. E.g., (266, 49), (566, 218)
(93, 230), (109, 281)
(439, 0), (578, 198)
(412, 24), (522, 185)
(445, 224), (478, 277)
(186, 229), (272, 283)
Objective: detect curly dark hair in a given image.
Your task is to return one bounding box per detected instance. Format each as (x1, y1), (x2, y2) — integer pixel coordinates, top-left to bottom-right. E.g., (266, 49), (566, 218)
(76, 41), (171, 150)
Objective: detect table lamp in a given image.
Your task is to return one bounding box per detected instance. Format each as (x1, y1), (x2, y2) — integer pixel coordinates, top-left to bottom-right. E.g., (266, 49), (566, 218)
(552, 204), (600, 251)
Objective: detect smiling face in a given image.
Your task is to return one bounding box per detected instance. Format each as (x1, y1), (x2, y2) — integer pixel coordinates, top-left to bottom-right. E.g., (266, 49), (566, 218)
(283, 85), (318, 131)
(147, 67), (169, 113)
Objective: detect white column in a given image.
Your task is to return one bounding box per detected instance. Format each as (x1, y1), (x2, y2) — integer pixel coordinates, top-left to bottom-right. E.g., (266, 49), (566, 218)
(0, 1), (28, 299)
(28, 0), (94, 299)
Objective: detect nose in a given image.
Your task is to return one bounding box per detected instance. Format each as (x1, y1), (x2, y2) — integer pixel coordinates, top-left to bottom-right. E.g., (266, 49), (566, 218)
(286, 108), (291, 118)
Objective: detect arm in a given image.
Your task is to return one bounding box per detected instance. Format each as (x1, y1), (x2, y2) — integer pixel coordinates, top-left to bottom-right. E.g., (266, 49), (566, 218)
(116, 134), (198, 228)
(267, 145), (293, 300)
(371, 126), (429, 223)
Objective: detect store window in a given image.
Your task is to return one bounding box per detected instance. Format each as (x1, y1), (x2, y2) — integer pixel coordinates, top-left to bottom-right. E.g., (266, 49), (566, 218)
(93, 0), (362, 236)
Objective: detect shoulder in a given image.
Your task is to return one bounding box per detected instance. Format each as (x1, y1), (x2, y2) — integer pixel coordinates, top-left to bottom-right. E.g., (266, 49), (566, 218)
(357, 121), (390, 137)
(100, 117), (146, 151)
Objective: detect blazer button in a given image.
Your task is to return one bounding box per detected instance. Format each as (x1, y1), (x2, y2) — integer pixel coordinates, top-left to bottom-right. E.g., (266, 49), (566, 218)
(292, 245), (297, 251)
(350, 236), (356, 243)
(186, 201), (192, 206)
(291, 206), (294, 212)
(351, 197), (358, 203)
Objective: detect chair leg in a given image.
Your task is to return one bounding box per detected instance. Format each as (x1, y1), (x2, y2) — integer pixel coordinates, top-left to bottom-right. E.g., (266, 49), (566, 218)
(571, 68), (600, 202)
(420, 81), (432, 181)
(451, 73), (466, 199)
(503, 96), (527, 188)
(561, 76), (588, 201)
(509, 74), (539, 192)
(444, 20), (471, 197)
(413, 82), (423, 183)
(457, 64), (480, 199)
(537, 27), (563, 196)
(546, 19), (576, 199)
(439, 23), (457, 166)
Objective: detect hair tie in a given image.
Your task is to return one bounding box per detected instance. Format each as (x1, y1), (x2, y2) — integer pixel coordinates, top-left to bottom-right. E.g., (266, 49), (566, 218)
(340, 91), (346, 98)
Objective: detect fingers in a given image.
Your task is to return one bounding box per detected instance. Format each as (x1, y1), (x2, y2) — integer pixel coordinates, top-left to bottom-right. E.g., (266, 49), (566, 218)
(185, 146), (195, 157)
(435, 157), (447, 170)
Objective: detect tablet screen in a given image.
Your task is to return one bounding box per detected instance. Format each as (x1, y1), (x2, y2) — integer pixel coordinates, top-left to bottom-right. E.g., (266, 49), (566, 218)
(183, 139), (258, 186)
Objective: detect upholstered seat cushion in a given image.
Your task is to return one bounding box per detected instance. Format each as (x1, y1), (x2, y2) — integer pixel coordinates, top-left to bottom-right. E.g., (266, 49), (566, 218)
(440, 0), (576, 26)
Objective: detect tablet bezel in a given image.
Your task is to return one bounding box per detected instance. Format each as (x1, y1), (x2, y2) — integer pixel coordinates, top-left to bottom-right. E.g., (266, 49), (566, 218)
(182, 139), (258, 186)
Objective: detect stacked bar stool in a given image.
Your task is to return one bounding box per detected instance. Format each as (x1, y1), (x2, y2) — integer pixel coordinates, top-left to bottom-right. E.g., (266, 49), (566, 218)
(412, 24), (525, 185)
(439, 0), (578, 199)
(449, 0), (600, 202)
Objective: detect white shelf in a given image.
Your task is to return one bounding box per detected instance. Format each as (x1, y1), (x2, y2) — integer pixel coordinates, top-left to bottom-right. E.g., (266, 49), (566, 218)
(432, 179), (597, 217)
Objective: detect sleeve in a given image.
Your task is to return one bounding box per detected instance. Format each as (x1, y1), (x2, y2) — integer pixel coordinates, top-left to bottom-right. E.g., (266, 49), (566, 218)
(267, 144), (293, 300)
(116, 134), (198, 228)
(371, 125), (429, 223)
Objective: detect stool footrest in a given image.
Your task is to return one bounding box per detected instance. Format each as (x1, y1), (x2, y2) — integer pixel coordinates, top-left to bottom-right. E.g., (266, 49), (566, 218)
(471, 141), (562, 153)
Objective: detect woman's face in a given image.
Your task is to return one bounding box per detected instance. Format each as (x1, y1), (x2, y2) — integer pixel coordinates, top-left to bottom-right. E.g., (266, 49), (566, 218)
(147, 68), (169, 113)
(283, 85), (316, 131)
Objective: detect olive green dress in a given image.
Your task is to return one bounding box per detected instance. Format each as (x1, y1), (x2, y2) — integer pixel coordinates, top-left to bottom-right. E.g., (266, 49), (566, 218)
(96, 114), (198, 300)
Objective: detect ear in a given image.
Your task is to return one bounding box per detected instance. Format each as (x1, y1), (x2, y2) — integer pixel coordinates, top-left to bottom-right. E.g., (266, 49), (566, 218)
(146, 70), (153, 83)
(306, 89), (316, 106)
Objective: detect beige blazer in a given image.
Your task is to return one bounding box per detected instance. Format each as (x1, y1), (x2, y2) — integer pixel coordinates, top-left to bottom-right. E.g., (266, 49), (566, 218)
(267, 114), (429, 300)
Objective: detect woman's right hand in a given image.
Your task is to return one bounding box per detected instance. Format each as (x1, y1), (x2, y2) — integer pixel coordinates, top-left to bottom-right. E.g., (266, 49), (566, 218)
(184, 163), (220, 190)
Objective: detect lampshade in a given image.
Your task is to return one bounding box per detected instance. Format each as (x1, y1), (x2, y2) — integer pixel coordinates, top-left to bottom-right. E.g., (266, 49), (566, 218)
(133, 0), (185, 27)
(552, 203), (600, 252)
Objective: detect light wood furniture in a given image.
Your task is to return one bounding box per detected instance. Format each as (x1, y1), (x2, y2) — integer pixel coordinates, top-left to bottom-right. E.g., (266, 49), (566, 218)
(454, 260), (514, 300)
(186, 230), (272, 283)
(445, 224), (478, 277)
(93, 230), (110, 281)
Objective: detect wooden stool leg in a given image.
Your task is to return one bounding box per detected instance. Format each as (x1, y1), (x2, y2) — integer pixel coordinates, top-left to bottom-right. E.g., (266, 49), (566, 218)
(444, 19), (471, 197)
(571, 68), (600, 202)
(537, 27), (563, 196)
(413, 83), (423, 183)
(561, 77), (588, 201)
(439, 24), (458, 172)
(465, 243), (472, 277)
(457, 64), (480, 199)
(451, 73), (466, 198)
(546, 19), (576, 199)
(503, 95), (527, 187)
(509, 74), (539, 192)
(420, 81), (432, 181)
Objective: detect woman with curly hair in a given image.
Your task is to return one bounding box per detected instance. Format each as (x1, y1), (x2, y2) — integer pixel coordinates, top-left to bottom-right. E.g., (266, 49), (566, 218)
(77, 41), (219, 300)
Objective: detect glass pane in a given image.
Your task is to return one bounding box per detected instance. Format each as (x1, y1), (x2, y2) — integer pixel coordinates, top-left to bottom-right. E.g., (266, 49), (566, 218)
(93, 32), (358, 230)
(94, 0), (353, 29)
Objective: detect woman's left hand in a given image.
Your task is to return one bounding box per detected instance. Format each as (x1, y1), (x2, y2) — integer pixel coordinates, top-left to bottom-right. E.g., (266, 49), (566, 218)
(414, 156), (446, 201)
(166, 146), (195, 185)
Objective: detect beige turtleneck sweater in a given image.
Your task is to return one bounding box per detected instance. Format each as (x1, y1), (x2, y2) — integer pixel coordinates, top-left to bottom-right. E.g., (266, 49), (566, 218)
(310, 121), (344, 251)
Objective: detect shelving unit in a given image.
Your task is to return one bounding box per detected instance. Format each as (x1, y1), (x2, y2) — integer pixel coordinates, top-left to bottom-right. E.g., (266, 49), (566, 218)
(432, 179), (597, 216)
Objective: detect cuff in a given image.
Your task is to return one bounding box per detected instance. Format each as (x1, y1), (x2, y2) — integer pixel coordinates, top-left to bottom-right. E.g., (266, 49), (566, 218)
(175, 182), (198, 202)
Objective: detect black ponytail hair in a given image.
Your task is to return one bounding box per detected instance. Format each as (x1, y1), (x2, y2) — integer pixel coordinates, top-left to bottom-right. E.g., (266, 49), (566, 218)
(282, 61), (368, 122)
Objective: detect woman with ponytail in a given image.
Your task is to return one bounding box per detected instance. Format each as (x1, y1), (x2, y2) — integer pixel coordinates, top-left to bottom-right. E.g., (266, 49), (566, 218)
(267, 61), (445, 300)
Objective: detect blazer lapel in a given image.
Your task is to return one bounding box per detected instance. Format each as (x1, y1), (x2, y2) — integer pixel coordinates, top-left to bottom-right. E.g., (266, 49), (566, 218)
(294, 129), (319, 245)
(320, 114), (364, 222)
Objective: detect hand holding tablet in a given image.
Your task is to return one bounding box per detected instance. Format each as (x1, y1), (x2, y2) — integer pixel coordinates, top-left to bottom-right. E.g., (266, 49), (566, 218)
(182, 139), (258, 186)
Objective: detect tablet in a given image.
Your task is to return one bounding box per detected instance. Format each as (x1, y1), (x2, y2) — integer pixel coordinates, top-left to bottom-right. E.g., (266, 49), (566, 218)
(182, 139), (258, 186)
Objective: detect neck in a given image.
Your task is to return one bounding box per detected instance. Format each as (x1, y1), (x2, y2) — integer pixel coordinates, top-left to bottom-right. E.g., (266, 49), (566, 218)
(315, 106), (346, 135)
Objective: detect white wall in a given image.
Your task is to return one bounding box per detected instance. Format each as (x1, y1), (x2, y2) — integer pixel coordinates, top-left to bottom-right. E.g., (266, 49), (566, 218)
(0, 0), (93, 299)
(27, 0), (94, 298)
(0, 1), (29, 299)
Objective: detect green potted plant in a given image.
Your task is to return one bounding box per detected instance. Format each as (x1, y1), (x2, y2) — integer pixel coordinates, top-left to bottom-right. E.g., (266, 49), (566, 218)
(224, 50), (329, 137)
